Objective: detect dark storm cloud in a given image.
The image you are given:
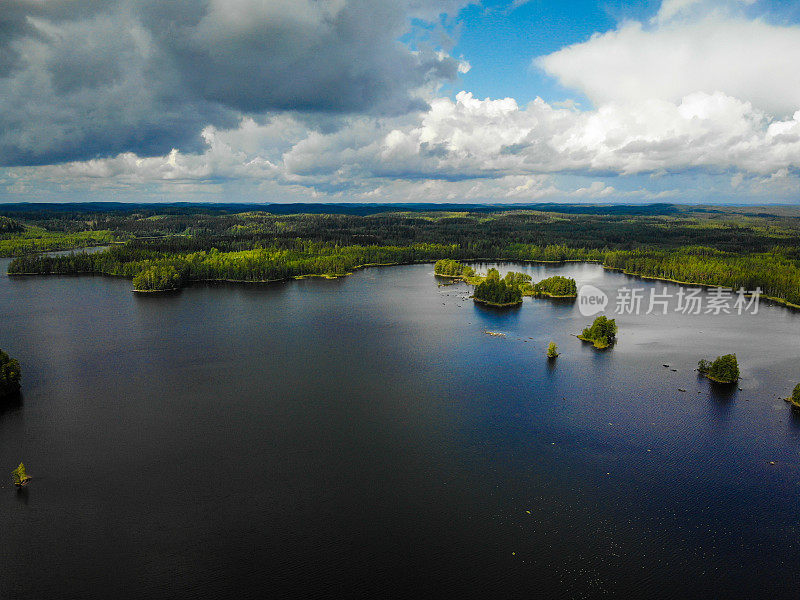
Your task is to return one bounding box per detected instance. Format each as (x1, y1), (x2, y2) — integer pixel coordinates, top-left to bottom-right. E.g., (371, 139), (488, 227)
(0, 0), (464, 166)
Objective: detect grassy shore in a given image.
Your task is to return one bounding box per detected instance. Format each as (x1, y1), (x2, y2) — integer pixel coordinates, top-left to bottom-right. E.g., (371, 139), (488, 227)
(698, 372), (739, 384)
(524, 290), (577, 298)
(577, 334), (613, 349)
(471, 296), (522, 307)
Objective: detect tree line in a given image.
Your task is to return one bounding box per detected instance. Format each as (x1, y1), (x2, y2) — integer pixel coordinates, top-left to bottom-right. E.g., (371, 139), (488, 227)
(4, 209), (800, 304)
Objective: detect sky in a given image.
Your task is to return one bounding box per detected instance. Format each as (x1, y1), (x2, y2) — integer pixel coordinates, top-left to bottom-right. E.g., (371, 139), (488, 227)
(2, 0), (800, 204)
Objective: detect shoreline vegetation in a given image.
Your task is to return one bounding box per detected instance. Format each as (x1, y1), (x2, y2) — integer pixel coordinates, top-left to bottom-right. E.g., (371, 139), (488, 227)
(3, 207), (800, 304)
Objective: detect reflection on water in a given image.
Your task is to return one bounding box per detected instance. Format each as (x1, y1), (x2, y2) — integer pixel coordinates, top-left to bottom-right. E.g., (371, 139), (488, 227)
(707, 380), (739, 403)
(14, 485), (29, 506)
(0, 392), (22, 417)
(1, 259), (800, 600)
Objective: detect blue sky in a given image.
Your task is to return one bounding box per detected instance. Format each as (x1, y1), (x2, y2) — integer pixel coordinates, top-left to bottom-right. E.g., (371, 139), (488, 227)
(2, 0), (800, 204)
(448, 0), (800, 106)
(446, 0), (657, 107)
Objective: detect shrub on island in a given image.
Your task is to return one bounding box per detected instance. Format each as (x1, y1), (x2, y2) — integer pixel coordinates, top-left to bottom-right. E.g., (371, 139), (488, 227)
(578, 316), (617, 349)
(547, 342), (559, 358)
(697, 354), (739, 383)
(0, 349), (21, 398)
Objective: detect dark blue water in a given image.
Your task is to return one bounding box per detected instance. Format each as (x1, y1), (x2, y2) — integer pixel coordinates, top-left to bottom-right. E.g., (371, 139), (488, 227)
(1, 260), (799, 599)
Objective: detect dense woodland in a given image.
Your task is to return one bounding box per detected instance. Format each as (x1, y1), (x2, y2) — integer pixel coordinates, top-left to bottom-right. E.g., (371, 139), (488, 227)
(0, 216), (23, 234)
(2, 205), (800, 302)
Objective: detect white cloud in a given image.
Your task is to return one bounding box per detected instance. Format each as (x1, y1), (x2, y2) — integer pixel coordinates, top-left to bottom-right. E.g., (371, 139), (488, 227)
(655, 0), (755, 22)
(9, 87), (800, 203)
(538, 4), (800, 117)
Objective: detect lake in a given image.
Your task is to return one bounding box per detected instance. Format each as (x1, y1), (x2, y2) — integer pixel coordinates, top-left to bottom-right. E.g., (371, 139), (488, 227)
(1, 259), (799, 599)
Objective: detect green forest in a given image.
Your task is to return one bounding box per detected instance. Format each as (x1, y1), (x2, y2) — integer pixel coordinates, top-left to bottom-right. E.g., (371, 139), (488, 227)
(0, 216), (24, 234)
(2, 205), (800, 302)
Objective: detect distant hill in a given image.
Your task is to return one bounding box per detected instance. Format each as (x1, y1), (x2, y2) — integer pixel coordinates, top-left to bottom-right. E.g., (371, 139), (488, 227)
(0, 201), (683, 218)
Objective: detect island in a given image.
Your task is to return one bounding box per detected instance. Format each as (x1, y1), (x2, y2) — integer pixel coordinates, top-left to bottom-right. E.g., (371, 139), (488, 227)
(788, 384), (800, 410)
(472, 268), (527, 306)
(578, 316), (617, 349)
(547, 342), (560, 358)
(697, 354), (740, 383)
(0, 349), (21, 399)
(530, 275), (578, 298)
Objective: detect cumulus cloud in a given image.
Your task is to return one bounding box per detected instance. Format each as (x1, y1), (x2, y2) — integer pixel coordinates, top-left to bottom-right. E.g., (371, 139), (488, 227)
(0, 0), (468, 166)
(279, 91), (800, 182)
(17, 88), (800, 199)
(537, 1), (800, 117)
(655, 0), (755, 22)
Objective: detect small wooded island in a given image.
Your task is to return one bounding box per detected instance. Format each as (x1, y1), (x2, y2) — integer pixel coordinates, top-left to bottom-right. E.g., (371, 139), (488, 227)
(473, 268), (529, 306)
(547, 342), (560, 358)
(0, 349), (21, 399)
(697, 354), (740, 383)
(578, 316), (618, 349)
(532, 276), (578, 298)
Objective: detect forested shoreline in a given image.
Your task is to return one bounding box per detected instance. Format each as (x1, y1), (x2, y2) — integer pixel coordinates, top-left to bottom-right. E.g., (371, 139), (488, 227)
(2, 206), (800, 302)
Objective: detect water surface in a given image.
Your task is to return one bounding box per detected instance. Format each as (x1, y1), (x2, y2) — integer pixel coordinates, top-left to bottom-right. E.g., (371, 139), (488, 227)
(1, 260), (799, 599)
